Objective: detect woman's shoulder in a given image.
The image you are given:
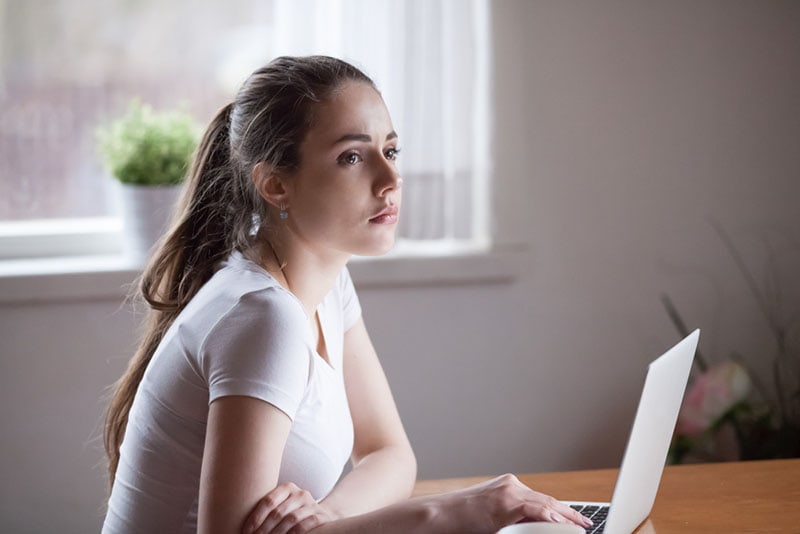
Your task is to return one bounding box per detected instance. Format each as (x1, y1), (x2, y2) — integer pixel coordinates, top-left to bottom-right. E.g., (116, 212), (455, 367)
(178, 251), (307, 337)
(204, 250), (297, 305)
(214, 248), (278, 287)
(189, 262), (311, 372)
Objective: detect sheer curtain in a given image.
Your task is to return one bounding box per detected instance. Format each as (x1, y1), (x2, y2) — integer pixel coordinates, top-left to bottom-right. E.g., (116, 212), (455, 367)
(269, 0), (491, 244)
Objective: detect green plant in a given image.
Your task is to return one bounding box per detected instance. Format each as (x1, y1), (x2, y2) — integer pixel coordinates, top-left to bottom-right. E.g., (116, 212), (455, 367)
(97, 100), (200, 186)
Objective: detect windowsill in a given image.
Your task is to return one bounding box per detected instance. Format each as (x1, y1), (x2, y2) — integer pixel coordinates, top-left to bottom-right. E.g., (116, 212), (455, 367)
(0, 243), (526, 304)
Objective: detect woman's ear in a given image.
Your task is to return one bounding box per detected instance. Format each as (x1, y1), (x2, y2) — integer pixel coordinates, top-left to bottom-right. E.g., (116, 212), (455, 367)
(252, 162), (290, 209)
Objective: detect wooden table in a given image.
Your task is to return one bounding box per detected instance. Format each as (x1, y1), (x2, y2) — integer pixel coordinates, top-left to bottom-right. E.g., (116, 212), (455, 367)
(413, 458), (800, 532)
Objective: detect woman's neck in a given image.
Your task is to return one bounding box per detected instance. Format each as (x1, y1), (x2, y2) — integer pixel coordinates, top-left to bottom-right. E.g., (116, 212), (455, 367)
(257, 235), (349, 319)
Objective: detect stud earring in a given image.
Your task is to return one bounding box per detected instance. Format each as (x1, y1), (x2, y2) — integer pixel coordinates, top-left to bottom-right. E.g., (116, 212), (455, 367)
(279, 203), (288, 220)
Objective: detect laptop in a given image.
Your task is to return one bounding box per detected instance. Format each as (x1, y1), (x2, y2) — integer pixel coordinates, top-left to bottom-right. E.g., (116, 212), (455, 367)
(563, 329), (700, 534)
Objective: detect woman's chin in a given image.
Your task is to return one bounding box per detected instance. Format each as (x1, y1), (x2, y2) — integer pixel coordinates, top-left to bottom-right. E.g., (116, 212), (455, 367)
(352, 235), (397, 257)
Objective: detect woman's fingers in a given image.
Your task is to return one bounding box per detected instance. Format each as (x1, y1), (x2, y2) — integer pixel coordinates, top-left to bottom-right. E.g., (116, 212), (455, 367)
(547, 506), (593, 529)
(243, 483), (299, 534)
(256, 494), (307, 534)
(527, 496), (592, 529)
(244, 484), (290, 534)
(270, 504), (327, 534)
(245, 482), (334, 534)
(540, 496), (592, 528)
(558, 504), (593, 528)
(490, 475), (593, 529)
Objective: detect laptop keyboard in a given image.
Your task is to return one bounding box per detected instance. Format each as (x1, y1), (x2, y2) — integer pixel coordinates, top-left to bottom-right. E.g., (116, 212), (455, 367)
(569, 504), (609, 534)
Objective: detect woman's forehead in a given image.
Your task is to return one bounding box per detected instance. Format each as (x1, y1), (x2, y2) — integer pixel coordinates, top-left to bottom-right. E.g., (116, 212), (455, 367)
(309, 82), (395, 145)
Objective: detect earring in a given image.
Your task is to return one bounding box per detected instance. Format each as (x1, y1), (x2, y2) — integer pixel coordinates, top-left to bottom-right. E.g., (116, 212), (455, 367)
(279, 203), (288, 220)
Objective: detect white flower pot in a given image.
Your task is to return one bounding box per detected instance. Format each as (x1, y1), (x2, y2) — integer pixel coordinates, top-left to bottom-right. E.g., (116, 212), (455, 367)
(119, 183), (183, 265)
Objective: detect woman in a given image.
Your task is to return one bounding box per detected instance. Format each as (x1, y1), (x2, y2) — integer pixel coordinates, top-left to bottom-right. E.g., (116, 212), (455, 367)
(103, 55), (592, 533)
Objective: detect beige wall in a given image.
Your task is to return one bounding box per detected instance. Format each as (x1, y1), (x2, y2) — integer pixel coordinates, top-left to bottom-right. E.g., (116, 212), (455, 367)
(2, 1), (799, 532)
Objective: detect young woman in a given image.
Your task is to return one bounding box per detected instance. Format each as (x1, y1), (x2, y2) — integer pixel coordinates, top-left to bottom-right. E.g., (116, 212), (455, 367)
(102, 55), (592, 534)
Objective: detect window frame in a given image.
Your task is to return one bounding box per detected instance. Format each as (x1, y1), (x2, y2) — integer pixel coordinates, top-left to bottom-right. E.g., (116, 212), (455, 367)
(0, 237), (521, 305)
(0, 217), (122, 260)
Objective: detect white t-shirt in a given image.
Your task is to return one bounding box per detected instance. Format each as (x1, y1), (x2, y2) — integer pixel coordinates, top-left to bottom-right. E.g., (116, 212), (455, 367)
(103, 251), (360, 533)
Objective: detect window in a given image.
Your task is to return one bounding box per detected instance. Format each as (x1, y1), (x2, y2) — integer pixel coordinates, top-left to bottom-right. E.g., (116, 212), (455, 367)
(0, 0), (490, 259)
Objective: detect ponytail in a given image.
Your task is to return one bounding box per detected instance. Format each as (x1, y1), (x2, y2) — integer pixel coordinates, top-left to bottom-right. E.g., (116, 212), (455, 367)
(104, 102), (248, 487)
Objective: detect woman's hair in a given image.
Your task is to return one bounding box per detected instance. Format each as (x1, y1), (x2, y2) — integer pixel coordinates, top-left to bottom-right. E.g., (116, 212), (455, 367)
(104, 55), (375, 488)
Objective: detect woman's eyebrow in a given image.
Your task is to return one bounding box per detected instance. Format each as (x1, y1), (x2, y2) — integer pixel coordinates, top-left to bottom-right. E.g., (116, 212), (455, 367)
(333, 131), (398, 145)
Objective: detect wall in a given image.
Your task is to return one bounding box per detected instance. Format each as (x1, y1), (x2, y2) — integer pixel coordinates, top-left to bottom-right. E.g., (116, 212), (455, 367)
(1, 1), (799, 532)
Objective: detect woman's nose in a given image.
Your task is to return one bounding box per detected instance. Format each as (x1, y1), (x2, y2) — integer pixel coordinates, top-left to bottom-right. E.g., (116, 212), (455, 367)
(375, 163), (402, 197)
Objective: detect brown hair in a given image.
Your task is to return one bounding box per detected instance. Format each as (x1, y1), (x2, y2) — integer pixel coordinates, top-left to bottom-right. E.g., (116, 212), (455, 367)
(104, 55), (375, 488)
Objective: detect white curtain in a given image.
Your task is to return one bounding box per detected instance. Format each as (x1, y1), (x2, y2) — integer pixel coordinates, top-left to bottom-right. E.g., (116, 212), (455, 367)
(269, 0), (491, 243)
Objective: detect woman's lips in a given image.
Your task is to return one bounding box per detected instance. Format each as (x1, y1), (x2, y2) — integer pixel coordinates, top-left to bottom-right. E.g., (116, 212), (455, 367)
(369, 205), (399, 224)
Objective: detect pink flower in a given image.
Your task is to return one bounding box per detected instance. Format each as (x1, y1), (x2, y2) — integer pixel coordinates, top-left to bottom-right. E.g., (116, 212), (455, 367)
(676, 361), (751, 436)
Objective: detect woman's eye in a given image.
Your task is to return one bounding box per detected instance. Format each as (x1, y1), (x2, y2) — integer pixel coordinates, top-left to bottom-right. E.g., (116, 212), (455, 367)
(385, 147), (401, 160)
(339, 152), (362, 165)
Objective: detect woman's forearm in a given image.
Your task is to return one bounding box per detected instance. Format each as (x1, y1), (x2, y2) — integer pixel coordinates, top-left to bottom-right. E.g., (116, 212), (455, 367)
(311, 494), (448, 534)
(245, 473), (594, 533)
(320, 444), (417, 518)
(313, 473), (594, 534)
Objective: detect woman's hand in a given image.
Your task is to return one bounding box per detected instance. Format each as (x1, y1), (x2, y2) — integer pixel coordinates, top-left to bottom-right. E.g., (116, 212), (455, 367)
(432, 474), (593, 532)
(243, 482), (338, 534)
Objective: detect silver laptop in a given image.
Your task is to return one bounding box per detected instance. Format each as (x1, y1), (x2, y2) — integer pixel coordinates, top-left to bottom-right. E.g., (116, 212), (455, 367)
(564, 329), (699, 534)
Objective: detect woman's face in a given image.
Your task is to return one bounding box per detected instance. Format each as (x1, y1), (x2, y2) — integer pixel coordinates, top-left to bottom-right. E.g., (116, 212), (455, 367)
(284, 81), (402, 257)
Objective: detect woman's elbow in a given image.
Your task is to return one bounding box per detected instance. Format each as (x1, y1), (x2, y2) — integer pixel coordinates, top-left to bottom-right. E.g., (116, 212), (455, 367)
(400, 443), (418, 496)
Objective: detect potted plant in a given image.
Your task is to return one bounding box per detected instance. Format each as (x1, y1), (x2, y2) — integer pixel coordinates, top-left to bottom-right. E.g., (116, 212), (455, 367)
(663, 224), (800, 464)
(97, 100), (200, 264)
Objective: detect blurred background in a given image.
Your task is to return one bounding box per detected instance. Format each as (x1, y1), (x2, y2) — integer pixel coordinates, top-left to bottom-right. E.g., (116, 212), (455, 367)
(1, 1), (799, 532)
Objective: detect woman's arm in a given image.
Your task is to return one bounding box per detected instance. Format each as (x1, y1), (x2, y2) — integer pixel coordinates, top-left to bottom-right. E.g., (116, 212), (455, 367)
(239, 318), (592, 533)
(198, 396), (293, 533)
(242, 316), (416, 533)
(250, 473), (593, 534)
(327, 474), (593, 533)
(318, 317), (417, 518)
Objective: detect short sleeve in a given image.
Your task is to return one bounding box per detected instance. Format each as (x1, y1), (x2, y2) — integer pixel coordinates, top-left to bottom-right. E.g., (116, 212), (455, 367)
(339, 266), (362, 332)
(200, 289), (311, 420)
